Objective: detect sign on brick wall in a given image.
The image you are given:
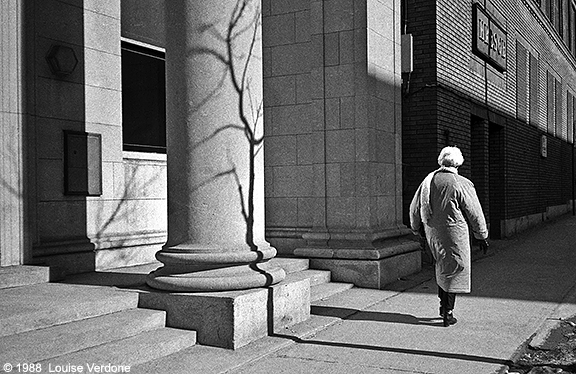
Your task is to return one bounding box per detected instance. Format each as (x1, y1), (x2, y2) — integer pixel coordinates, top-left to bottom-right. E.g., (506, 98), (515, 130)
(473, 3), (507, 72)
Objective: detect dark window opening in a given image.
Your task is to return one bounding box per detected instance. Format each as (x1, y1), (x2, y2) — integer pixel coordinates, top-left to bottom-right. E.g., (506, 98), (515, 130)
(547, 71), (556, 135)
(572, 94), (576, 143)
(529, 53), (539, 127)
(121, 41), (166, 153)
(516, 42), (528, 122)
(570, 3), (576, 54)
(569, 4), (573, 52)
(555, 78), (563, 139)
(557, 0), (563, 38)
(568, 91), (574, 143)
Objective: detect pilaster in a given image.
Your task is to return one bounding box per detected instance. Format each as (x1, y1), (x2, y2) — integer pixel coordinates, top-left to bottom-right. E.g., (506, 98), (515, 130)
(292, 0), (421, 289)
(0, 0), (25, 267)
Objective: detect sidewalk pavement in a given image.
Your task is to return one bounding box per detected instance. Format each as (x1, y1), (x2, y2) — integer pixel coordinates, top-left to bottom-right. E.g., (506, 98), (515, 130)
(135, 214), (576, 374)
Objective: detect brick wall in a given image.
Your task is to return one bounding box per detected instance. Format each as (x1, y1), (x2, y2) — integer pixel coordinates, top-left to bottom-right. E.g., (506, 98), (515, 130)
(402, 0), (438, 222)
(402, 0), (576, 233)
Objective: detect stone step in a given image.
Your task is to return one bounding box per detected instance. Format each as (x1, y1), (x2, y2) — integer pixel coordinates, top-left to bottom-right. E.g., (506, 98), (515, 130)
(0, 283), (139, 337)
(0, 308), (167, 364)
(269, 257), (310, 274)
(285, 269), (331, 286)
(63, 262), (162, 287)
(0, 265), (50, 289)
(39, 327), (197, 368)
(311, 282), (354, 302)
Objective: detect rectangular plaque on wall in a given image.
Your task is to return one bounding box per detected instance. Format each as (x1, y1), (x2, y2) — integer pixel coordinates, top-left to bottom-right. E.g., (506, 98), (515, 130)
(472, 3), (507, 72)
(64, 131), (102, 196)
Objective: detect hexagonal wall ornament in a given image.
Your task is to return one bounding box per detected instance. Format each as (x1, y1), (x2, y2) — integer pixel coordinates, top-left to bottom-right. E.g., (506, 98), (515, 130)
(46, 44), (78, 76)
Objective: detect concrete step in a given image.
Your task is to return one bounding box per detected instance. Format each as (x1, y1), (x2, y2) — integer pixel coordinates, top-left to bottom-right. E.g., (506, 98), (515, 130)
(0, 283), (139, 337)
(0, 265), (50, 289)
(0, 308), (167, 363)
(269, 257), (310, 274)
(311, 282), (354, 302)
(63, 262), (161, 287)
(285, 268), (331, 286)
(274, 257), (353, 302)
(39, 327), (197, 368)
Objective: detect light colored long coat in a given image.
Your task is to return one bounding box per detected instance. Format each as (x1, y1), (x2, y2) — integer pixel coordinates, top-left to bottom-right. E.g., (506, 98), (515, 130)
(410, 167), (488, 293)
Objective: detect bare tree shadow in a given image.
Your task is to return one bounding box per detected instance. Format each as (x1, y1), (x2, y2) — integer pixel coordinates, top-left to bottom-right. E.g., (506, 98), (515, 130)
(59, 162), (166, 283)
(272, 332), (514, 367)
(187, 0), (264, 253)
(164, 0), (275, 286)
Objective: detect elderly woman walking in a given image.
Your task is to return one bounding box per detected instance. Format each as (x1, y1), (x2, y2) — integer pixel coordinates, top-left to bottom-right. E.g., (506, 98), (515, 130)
(409, 146), (489, 327)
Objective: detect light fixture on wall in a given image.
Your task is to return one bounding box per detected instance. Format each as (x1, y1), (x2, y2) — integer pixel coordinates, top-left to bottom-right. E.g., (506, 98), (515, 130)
(46, 44), (78, 76)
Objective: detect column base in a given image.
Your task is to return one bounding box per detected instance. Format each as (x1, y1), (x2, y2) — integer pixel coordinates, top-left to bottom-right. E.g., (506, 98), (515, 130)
(139, 277), (310, 349)
(146, 261), (286, 292)
(147, 243), (286, 292)
(294, 236), (421, 289)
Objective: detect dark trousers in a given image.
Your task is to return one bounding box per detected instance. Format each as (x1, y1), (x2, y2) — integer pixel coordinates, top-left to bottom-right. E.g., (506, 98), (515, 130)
(438, 286), (456, 311)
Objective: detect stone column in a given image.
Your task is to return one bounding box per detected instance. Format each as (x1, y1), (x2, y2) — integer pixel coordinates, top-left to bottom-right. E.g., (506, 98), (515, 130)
(0, 0), (25, 267)
(147, 0), (285, 291)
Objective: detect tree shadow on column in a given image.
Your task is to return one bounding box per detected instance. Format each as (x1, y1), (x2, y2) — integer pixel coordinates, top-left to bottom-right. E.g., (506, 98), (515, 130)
(183, 0), (273, 283)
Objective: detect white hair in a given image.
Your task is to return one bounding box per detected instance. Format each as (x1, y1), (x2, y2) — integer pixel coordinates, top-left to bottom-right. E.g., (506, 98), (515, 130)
(437, 146), (464, 167)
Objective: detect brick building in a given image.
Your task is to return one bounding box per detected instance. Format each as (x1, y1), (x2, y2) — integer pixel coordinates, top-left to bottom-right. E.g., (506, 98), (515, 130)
(402, 0), (576, 238)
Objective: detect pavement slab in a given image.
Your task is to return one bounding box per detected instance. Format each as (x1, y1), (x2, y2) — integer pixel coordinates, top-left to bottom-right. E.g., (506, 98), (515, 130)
(6, 215), (575, 373)
(224, 215), (576, 374)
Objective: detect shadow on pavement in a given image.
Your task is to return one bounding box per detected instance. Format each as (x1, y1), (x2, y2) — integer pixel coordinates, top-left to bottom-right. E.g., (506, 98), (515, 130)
(386, 215), (576, 305)
(272, 332), (514, 367)
(311, 305), (443, 327)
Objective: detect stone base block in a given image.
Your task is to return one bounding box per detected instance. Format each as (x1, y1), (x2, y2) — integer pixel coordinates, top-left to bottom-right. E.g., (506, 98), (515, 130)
(138, 277), (310, 349)
(0, 265), (51, 289)
(95, 244), (160, 271)
(310, 250), (421, 289)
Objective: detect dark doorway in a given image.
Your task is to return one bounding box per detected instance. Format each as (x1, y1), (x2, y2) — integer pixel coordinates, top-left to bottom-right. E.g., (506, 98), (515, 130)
(471, 116), (505, 239)
(488, 123), (505, 239)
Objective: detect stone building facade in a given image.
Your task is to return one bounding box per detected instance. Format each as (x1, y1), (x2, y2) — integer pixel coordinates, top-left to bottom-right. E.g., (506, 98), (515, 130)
(402, 0), (576, 239)
(6, 0), (574, 290)
(262, 1), (420, 288)
(1, 1), (168, 275)
(1, 0), (420, 290)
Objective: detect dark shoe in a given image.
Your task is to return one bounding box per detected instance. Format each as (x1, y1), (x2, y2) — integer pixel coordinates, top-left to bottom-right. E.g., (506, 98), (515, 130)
(443, 310), (457, 327)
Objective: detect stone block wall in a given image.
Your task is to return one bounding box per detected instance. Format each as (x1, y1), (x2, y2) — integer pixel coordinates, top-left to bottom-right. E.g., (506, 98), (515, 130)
(264, 0), (405, 253)
(262, 0), (315, 252)
(27, 1), (166, 274)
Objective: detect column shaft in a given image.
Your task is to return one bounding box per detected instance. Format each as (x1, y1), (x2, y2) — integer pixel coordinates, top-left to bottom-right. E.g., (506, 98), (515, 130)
(147, 0), (285, 292)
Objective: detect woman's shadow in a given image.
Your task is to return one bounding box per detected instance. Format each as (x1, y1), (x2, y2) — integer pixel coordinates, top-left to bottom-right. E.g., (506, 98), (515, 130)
(311, 306), (444, 327)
